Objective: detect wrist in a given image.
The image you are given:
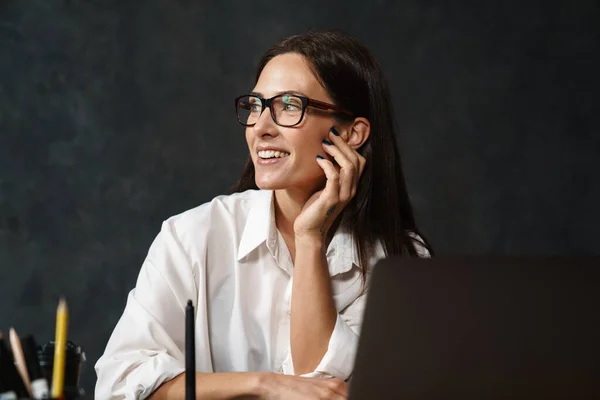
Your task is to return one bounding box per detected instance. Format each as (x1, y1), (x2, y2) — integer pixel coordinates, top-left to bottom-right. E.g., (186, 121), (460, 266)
(253, 372), (276, 398)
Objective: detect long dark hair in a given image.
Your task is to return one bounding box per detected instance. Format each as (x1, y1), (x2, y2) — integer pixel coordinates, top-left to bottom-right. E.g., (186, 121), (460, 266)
(233, 30), (432, 281)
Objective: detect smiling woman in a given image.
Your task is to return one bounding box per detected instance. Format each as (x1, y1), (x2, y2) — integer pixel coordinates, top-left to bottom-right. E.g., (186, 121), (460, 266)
(94, 30), (432, 400)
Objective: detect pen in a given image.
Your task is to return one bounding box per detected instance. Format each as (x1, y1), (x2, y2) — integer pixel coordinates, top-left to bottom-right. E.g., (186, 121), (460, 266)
(21, 336), (49, 399)
(0, 377), (18, 400)
(0, 370), (17, 400)
(51, 298), (69, 399)
(185, 300), (196, 400)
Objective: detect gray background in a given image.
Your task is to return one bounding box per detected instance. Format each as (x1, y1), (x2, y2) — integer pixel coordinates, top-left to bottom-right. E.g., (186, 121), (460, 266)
(1, 0), (599, 394)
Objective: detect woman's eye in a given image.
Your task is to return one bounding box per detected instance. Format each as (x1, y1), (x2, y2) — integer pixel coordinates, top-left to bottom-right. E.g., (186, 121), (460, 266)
(283, 103), (301, 111)
(280, 95), (302, 111)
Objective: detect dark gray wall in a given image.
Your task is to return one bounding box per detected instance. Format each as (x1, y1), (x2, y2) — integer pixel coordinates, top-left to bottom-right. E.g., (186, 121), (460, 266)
(1, 0), (599, 394)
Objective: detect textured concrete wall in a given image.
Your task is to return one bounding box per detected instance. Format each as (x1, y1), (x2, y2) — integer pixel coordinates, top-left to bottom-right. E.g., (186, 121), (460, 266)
(1, 0), (599, 393)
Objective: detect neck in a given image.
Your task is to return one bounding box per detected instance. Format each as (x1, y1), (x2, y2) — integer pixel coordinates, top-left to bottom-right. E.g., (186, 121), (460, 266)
(273, 188), (312, 237)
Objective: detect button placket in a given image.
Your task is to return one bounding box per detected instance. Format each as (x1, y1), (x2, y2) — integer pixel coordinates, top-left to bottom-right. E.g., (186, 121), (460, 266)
(284, 278), (292, 319)
(275, 278), (293, 372)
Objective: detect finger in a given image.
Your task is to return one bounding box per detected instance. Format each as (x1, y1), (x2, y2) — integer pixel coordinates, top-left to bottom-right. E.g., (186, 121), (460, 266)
(327, 378), (348, 397)
(328, 130), (365, 196)
(321, 140), (355, 203)
(329, 128), (360, 170)
(316, 156), (340, 209)
(302, 377), (348, 399)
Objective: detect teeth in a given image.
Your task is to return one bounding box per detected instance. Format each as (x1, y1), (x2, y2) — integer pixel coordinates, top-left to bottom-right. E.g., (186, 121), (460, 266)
(258, 150), (290, 159)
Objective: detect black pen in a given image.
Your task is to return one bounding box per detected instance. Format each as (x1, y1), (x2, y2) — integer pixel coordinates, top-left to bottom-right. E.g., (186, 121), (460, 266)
(21, 336), (49, 399)
(0, 374), (18, 400)
(186, 300), (196, 400)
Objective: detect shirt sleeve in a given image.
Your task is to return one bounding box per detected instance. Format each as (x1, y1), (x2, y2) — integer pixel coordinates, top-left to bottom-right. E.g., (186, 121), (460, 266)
(280, 290), (367, 381)
(94, 220), (201, 400)
(280, 233), (431, 380)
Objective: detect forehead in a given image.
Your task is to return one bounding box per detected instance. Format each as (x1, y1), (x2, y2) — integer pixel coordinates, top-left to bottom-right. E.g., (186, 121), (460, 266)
(253, 53), (330, 100)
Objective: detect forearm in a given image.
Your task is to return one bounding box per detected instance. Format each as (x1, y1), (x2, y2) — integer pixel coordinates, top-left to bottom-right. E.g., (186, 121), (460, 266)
(149, 371), (263, 400)
(290, 237), (337, 375)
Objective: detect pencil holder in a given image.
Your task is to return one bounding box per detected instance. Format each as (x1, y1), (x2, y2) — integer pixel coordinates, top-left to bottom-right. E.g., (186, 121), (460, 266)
(36, 341), (86, 400)
(18, 396), (84, 400)
(18, 395), (85, 400)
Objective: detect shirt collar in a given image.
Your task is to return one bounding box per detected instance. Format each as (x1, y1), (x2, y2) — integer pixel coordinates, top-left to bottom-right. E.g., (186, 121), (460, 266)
(237, 190), (359, 276)
(237, 190), (275, 261)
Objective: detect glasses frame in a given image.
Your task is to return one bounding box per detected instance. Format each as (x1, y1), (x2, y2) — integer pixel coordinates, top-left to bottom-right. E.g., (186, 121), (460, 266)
(235, 93), (355, 127)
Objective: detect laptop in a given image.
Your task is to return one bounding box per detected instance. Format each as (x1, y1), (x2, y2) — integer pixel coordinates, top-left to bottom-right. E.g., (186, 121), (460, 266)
(349, 257), (600, 399)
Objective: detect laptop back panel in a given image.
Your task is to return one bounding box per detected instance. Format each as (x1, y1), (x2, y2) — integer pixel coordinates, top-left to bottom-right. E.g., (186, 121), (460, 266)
(349, 257), (600, 399)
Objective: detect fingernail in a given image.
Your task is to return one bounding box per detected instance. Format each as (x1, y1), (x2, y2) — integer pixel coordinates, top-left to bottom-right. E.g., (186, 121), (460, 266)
(330, 127), (340, 136)
(316, 155), (324, 160)
(322, 139), (332, 146)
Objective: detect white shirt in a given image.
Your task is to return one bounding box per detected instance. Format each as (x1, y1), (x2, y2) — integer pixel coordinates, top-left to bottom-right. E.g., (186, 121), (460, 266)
(95, 189), (429, 399)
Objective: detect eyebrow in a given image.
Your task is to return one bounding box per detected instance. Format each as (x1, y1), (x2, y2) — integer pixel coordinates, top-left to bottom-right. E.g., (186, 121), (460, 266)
(250, 90), (308, 98)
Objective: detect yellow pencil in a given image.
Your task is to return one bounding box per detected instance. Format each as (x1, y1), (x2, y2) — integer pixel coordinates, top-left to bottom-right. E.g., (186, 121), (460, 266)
(51, 297), (68, 399)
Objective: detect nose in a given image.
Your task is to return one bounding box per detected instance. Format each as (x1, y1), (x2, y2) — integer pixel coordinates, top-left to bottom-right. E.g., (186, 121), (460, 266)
(251, 104), (279, 137)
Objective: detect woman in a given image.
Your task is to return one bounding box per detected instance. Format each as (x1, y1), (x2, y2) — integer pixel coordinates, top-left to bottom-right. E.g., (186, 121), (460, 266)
(95, 30), (431, 400)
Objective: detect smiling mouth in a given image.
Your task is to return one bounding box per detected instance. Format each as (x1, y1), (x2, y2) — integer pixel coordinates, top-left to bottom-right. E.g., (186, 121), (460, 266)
(257, 150), (291, 159)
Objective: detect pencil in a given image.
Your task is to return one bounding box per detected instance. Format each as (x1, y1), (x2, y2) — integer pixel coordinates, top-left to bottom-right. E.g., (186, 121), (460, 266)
(9, 327), (33, 397)
(51, 298), (69, 399)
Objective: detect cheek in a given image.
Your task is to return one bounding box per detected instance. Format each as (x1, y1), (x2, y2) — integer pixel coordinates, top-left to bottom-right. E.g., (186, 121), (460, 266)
(291, 137), (321, 165)
(291, 124), (328, 157)
(245, 131), (255, 154)
(290, 139), (328, 178)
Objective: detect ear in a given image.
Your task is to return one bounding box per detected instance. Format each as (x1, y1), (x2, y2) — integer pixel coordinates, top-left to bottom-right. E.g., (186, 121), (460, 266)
(343, 117), (371, 150)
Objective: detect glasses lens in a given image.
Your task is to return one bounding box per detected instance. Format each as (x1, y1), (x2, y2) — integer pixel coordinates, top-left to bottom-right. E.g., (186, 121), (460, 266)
(237, 95), (262, 126)
(272, 94), (303, 126)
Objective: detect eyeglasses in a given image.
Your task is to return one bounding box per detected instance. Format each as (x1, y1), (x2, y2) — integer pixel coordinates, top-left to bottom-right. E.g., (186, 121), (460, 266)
(235, 93), (354, 127)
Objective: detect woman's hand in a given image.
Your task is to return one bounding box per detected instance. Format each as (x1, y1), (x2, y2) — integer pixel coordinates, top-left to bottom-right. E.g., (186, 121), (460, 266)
(150, 371), (347, 400)
(257, 373), (348, 400)
(293, 127), (366, 241)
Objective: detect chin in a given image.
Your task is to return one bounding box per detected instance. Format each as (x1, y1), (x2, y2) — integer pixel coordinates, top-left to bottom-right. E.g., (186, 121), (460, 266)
(254, 179), (287, 190)
(254, 175), (325, 193)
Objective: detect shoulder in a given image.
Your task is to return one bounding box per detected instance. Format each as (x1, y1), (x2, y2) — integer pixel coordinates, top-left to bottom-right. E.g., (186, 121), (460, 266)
(367, 230), (432, 266)
(162, 189), (265, 243)
(407, 231), (431, 258)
